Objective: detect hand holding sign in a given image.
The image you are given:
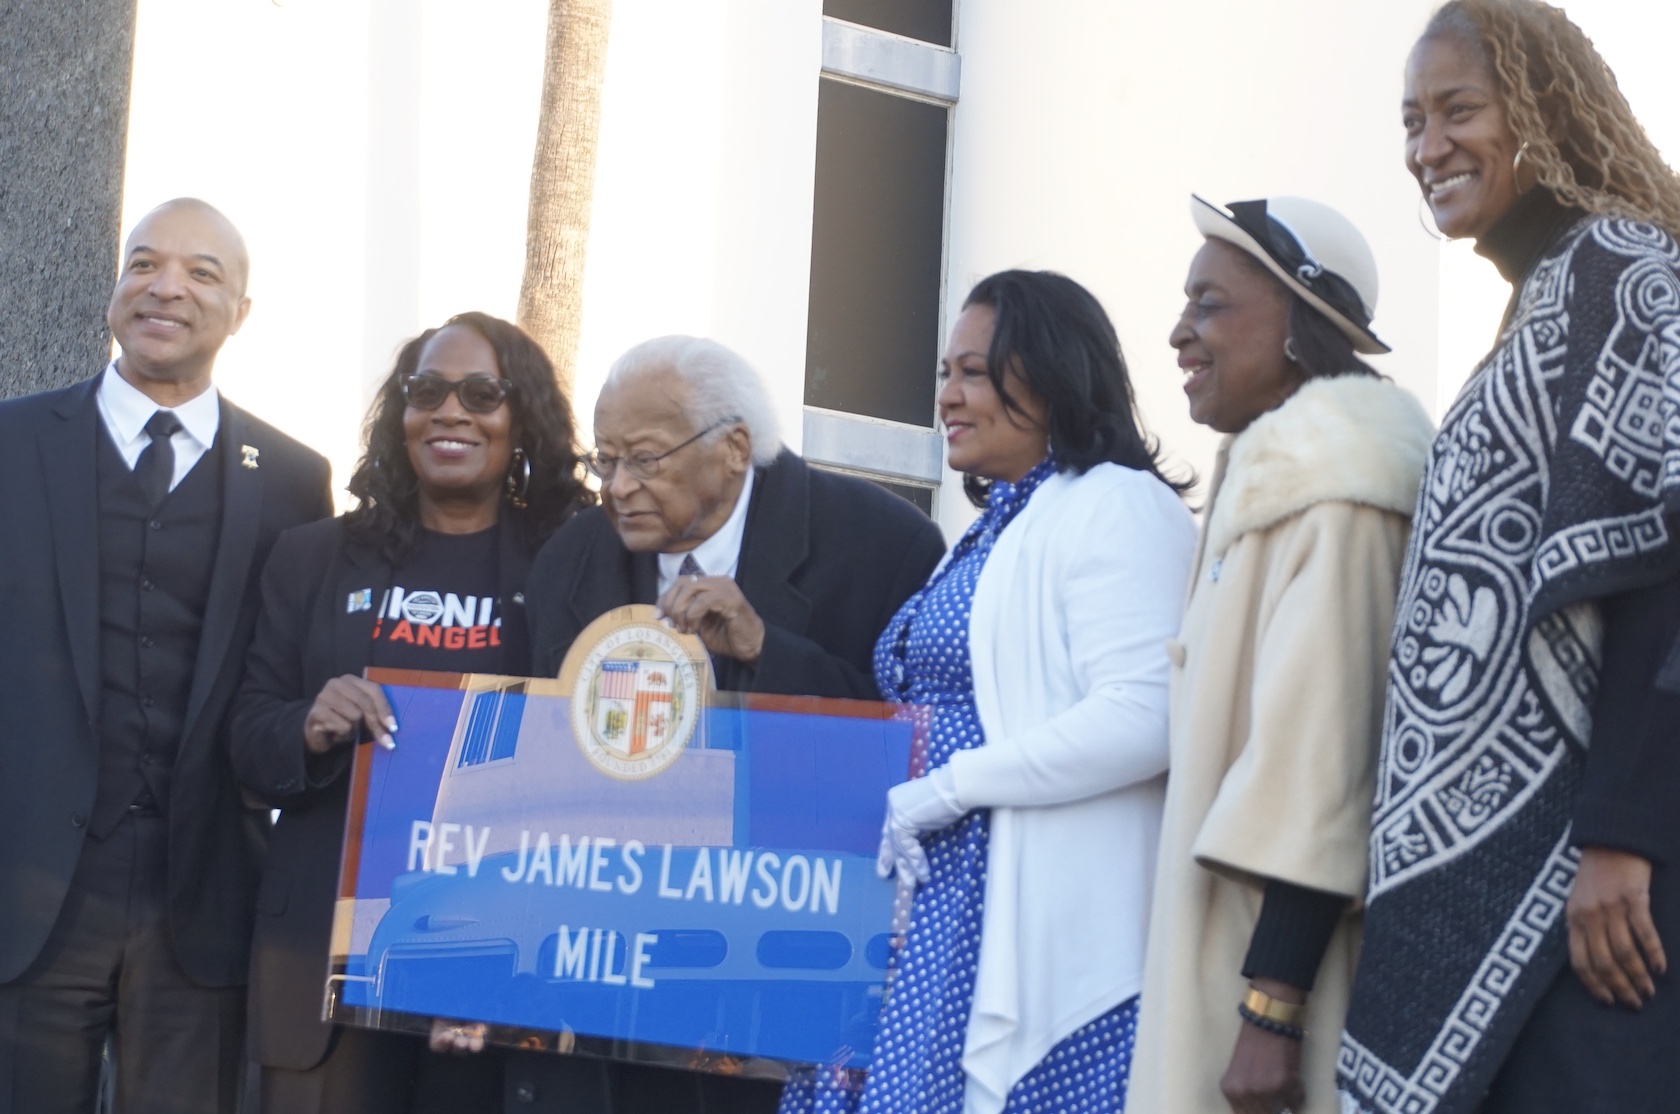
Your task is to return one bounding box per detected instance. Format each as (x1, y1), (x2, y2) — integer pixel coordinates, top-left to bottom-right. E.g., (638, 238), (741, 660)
(656, 575), (766, 665)
(428, 1018), (487, 1054)
(303, 674), (397, 753)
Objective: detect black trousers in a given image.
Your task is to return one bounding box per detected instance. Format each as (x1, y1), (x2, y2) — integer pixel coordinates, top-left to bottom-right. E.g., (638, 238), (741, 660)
(1482, 858), (1680, 1114)
(502, 1054), (783, 1114)
(0, 812), (243, 1114)
(257, 1026), (503, 1114)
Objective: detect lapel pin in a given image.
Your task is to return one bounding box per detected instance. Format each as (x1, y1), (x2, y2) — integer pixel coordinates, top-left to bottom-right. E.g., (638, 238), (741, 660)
(241, 445), (260, 470)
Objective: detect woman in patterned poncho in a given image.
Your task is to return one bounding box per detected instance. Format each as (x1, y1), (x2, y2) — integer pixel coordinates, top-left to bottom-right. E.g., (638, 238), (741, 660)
(1338, 3), (1680, 1113)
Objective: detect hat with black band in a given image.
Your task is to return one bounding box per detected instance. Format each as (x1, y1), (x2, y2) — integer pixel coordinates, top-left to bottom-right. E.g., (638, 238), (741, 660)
(1191, 194), (1391, 355)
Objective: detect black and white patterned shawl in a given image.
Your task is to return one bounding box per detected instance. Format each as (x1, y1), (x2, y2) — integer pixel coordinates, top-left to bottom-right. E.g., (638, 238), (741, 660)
(1337, 202), (1680, 1114)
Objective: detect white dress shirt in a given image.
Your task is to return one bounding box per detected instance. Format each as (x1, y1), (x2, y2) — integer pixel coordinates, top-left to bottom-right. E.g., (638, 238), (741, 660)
(655, 466), (755, 597)
(96, 362), (220, 492)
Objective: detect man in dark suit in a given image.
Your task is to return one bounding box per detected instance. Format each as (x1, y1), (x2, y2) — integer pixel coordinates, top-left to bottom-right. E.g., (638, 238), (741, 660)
(0, 198), (332, 1113)
(514, 335), (945, 1114)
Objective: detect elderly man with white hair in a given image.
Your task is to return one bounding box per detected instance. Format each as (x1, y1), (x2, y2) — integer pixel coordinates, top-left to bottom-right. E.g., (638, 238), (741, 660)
(513, 335), (945, 1114)
(528, 334), (945, 696)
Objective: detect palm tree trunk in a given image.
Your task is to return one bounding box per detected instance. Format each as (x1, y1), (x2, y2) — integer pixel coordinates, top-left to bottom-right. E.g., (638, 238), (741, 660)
(518, 0), (614, 395)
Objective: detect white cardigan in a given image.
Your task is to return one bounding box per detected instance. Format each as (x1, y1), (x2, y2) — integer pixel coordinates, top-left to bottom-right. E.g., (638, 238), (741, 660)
(944, 463), (1196, 1114)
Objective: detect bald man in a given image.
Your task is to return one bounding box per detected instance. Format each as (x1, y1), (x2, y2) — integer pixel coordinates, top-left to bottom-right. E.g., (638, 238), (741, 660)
(0, 199), (332, 1113)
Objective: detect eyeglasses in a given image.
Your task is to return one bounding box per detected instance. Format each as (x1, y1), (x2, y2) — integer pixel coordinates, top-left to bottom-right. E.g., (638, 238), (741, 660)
(401, 373), (514, 414)
(585, 417), (741, 482)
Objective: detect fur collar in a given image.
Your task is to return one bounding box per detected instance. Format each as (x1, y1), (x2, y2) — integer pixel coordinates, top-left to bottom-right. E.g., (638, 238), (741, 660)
(1202, 374), (1434, 560)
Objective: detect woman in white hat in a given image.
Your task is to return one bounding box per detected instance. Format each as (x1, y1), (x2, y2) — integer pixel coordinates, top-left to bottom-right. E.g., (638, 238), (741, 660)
(1126, 196), (1434, 1114)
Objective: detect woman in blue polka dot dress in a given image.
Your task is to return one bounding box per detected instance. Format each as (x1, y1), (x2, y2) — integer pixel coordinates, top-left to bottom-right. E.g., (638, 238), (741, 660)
(779, 271), (1197, 1114)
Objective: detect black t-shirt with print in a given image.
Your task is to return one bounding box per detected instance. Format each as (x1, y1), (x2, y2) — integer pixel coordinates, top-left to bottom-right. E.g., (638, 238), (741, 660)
(368, 526), (508, 674)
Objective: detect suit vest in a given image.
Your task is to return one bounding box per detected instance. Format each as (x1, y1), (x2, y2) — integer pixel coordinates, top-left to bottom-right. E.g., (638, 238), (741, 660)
(90, 425), (224, 838)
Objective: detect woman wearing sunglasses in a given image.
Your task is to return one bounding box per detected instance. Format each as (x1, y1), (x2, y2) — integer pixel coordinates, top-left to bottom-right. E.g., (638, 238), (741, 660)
(230, 311), (593, 1113)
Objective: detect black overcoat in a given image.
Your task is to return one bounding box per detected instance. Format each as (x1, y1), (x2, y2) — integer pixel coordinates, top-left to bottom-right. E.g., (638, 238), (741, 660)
(0, 377), (331, 987)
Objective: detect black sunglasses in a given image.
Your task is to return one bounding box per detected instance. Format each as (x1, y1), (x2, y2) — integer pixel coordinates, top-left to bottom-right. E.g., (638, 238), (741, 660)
(401, 373), (514, 414)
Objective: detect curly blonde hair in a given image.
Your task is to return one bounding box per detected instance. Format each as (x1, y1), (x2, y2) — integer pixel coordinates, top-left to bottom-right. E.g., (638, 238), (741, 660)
(1424, 0), (1680, 233)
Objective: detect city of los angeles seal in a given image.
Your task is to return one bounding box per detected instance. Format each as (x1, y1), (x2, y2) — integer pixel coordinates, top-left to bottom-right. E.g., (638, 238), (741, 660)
(558, 605), (709, 781)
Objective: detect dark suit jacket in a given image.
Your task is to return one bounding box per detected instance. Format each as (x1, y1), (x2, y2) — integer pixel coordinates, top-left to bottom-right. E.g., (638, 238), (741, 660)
(512, 451), (945, 1114)
(528, 450), (947, 698)
(230, 515), (534, 1070)
(0, 376), (331, 987)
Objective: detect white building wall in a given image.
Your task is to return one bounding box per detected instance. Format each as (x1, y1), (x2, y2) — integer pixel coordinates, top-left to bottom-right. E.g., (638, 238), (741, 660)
(571, 0), (822, 455)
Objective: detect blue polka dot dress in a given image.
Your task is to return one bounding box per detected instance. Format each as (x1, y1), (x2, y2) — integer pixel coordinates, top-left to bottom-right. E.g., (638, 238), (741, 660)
(778, 457), (1139, 1114)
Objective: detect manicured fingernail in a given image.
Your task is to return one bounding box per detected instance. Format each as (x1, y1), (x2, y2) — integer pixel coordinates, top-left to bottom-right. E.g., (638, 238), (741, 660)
(653, 607), (666, 620)
(379, 735), (397, 751)
(386, 717), (399, 732)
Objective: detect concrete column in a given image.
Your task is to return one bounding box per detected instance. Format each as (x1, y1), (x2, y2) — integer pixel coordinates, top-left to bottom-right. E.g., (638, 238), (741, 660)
(0, 0), (137, 398)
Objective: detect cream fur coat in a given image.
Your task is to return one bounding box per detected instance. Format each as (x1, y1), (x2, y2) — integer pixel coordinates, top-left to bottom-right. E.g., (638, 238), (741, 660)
(1125, 375), (1433, 1114)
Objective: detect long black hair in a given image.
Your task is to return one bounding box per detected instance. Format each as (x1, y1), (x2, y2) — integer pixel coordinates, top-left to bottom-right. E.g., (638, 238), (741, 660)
(960, 270), (1192, 507)
(344, 311), (595, 563)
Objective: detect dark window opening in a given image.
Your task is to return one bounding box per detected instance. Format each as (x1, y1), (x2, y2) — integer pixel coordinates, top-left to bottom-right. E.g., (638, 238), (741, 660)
(824, 0), (953, 47)
(872, 479), (935, 515)
(804, 77), (947, 430)
(812, 463), (936, 516)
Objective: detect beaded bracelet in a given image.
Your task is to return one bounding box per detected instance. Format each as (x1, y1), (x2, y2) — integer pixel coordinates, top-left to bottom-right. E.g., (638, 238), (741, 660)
(1237, 1001), (1305, 1041)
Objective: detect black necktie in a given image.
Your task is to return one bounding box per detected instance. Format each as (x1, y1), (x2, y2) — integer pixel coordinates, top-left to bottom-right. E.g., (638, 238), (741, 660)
(678, 554), (703, 578)
(134, 411), (183, 507)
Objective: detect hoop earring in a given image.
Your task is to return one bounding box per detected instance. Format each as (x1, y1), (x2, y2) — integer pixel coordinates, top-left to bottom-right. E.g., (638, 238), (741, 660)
(1512, 140), (1530, 175)
(1418, 195), (1444, 241)
(505, 447), (530, 510)
(1284, 337), (1299, 363)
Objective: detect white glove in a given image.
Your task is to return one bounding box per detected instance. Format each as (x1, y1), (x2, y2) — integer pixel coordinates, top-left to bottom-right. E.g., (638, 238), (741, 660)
(876, 765), (966, 885)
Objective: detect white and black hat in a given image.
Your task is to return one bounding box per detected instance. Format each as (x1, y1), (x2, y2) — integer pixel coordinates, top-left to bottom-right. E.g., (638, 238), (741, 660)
(1191, 194), (1390, 355)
